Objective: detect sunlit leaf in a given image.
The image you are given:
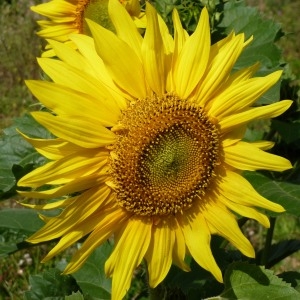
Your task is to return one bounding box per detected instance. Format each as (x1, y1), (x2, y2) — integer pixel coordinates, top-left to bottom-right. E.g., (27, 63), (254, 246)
(244, 172), (300, 217)
(220, 262), (300, 299)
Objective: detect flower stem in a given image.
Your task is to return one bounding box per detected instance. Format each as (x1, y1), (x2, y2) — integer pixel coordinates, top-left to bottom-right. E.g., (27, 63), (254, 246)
(261, 216), (276, 267)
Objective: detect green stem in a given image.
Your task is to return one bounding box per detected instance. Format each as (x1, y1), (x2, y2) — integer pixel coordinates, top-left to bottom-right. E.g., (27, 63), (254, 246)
(260, 217), (276, 267)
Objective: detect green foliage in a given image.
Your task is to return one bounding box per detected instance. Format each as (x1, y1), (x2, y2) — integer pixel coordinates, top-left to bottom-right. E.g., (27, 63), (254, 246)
(23, 268), (80, 300)
(0, 114), (50, 200)
(220, 262), (300, 299)
(244, 172), (300, 217)
(0, 208), (43, 256)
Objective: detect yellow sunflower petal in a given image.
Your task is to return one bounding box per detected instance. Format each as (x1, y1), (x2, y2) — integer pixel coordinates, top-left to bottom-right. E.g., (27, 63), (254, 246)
(220, 100), (292, 133)
(20, 197), (74, 210)
(209, 71), (282, 118)
(142, 2), (166, 95)
(87, 19), (147, 99)
(31, 111), (116, 148)
(172, 219), (190, 272)
(219, 195), (270, 228)
(204, 204), (255, 258)
(219, 170), (285, 213)
(47, 39), (93, 71)
(19, 174), (105, 200)
(145, 221), (175, 287)
(26, 80), (119, 127)
(63, 206), (128, 272)
(173, 7), (210, 98)
(18, 149), (107, 188)
(196, 33), (245, 105)
(31, 1), (75, 19)
(17, 132), (83, 161)
(69, 34), (127, 109)
(225, 141), (292, 171)
(178, 209), (223, 282)
(27, 185), (112, 243)
(38, 25), (76, 41)
(106, 217), (152, 300)
(109, 0), (142, 59)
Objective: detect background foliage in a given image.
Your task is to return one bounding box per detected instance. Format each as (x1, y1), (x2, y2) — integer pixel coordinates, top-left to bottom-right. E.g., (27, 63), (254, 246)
(0, 0), (300, 299)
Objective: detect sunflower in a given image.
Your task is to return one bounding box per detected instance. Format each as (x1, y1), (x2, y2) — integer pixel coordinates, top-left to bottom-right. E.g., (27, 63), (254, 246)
(31, 0), (145, 56)
(19, 1), (292, 299)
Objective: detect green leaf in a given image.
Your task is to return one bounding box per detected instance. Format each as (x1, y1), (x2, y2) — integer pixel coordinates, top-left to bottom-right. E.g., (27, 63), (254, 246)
(65, 291), (85, 300)
(72, 242), (113, 300)
(0, 114), (50, 199)
(24, 268), (79, 300)
(0, 208), (43, 232)
(219, 0), (282, 104)
(278, 272), (300, 293)
(220, 262), (300, 299)
(244, 172), (300, 217)
(256, 240), (300, 268)
(0, 208), (44, 257)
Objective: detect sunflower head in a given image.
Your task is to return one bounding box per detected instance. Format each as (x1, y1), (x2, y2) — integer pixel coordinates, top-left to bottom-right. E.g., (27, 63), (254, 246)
(19, 1), (293, 299)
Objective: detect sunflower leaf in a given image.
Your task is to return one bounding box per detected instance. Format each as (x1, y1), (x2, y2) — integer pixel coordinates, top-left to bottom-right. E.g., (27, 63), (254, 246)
(219, 0), (282, 104)
(65, 291), (85, 300)
(23, 268), (79, 300)
(220, 262), (300, 299)
(243, 171), (300, 217)
(0, 114), (49, 200)
(72, 242), (113, 300)
(278, 272), (300, 293)
(0, 208), (44, 257)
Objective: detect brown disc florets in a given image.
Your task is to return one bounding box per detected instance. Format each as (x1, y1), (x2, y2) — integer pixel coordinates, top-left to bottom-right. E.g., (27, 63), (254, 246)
(110, 94), (220, 216)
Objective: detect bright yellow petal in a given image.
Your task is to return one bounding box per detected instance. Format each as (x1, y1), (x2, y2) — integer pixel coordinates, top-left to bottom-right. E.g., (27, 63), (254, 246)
(26, 78), (121, 127)
(220, 100), (292, 133)
(209, 71), (282, 118)
(69, 34), (127, 109)
(172, 218), (190, 271)
(27, 185), (112, 243)
(18, 149), (108, 188)
(204, 204), (255, 258)
(219, 195), (270, 228)
(219, 170), (285, 213)
(31, 111), (116, 148)
(37, 25), (76, 41)
(178, 209), (223, 282)
(106, 217), (152, 300)
(31, 1), (75, 19)
(173, 7), (210, 98)
(196, 34), (245, 105)
(109, 0), (143, 60)
(17, 132), (83, 161)
(19, 173), (105, 200)
(61, 206), (128, 271)
(145, 221), (175, 287)
(87, 19), (147, 99)
(142, 2), (166, 95)
(225, 141), (292, 171)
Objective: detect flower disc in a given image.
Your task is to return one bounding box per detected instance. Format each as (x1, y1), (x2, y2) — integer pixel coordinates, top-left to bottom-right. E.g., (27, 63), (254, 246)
(111, 94), (220, 216)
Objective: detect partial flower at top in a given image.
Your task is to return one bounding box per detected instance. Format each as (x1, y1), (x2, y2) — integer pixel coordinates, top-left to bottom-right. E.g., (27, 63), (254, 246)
(31, 0), (145, 56)
(19, 1), (292, 299)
